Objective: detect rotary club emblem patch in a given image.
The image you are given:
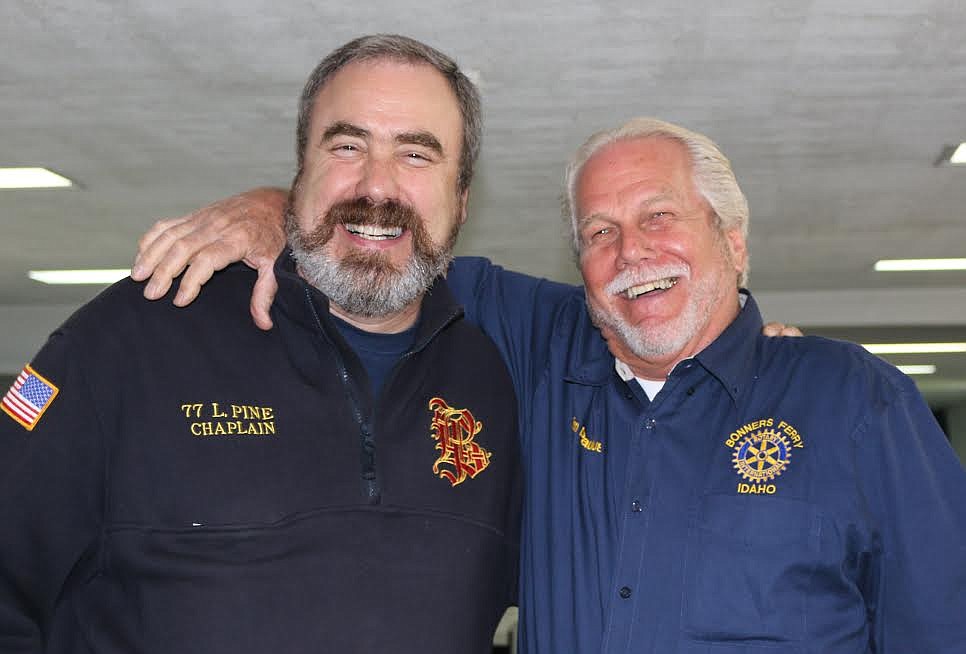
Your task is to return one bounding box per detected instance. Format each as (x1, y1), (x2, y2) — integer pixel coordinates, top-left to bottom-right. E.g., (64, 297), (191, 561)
(725, 418), (805, 495)
(428, 397), (492, 487)
(732, 428), (792, 482)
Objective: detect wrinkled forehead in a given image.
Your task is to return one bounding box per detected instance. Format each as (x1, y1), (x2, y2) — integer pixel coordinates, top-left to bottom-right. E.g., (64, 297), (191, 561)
(575, 137), (699, 215)
(312, 60), (463, 140)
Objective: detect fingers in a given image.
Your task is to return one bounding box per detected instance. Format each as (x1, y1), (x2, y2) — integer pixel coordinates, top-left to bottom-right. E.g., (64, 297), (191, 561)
(133, 216), (199, 279)
(761, 322), (804, 337)
(171, 241), (243, 306)
(142, 223), (223, 300)
(135, 199), (253, 300)
(761, 322), (783, 337)
(137, 221), (206, 299)
(133, 216), (192, 280)
(250, 262), (279, 331)
(132, 187), (287, 308)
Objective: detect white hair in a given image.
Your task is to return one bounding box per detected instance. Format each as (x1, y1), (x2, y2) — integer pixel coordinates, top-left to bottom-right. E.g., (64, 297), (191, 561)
(562, 117), (750, 286)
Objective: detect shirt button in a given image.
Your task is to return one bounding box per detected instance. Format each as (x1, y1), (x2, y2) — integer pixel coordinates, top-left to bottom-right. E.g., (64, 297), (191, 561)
(631, 500), (643, 512)
(644, 418), (656, 430)
(619, 586), (632, 599)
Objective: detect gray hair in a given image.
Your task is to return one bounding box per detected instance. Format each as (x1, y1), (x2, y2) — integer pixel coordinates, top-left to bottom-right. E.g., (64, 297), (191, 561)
(563, 117), (750, 286)
(296, 34), (482, 194)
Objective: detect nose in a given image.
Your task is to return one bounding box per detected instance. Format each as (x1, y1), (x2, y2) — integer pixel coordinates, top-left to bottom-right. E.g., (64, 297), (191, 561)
(355, 155), (398, 204)
(616, 225), (654, 269)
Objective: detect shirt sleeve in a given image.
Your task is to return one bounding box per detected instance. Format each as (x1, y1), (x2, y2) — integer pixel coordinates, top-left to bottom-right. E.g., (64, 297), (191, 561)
(0, 328), (107, 653)
(446, 257), (582, 408)
(854, 377), (966, 652)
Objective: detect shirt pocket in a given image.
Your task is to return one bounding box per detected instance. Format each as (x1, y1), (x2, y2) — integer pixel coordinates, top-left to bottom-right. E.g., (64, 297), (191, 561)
(681, 494), (821, 644)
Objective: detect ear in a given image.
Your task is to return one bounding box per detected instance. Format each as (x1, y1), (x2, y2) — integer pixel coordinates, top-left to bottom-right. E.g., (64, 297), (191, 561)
(458, 189), (470, 224)
(724, 227), (747, 278)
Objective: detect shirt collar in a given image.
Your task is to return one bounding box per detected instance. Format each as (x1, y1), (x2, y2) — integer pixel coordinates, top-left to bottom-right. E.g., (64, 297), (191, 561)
(612, 290), (763, 404)
(614, 358), (636, 382)
(693, 290), (763, 404)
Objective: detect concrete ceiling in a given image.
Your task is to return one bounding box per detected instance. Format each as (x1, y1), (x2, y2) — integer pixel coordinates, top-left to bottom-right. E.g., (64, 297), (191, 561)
(2, 0), (965, 406)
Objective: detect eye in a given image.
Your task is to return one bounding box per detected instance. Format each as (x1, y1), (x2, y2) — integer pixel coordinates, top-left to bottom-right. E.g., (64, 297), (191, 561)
(402, 151), (433, 167)
(330, 143), (362, 158)
(581, 225), (614, 246)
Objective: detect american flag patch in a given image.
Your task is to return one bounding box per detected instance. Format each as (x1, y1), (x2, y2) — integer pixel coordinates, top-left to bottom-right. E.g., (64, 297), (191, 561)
(2, 365), (59, 431)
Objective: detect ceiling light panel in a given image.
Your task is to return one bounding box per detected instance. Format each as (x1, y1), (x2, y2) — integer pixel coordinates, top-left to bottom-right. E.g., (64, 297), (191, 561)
(896, 365), (937, 375)
(862, 342), (966, 354)
(28, 269), (130, 285)
(874, 258), (966, 271)
(0, 167), (74, 189)
(951, 143), (966, 165)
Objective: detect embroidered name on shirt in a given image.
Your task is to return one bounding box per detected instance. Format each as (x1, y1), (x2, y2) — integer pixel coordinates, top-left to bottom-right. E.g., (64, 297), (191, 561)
(725, 418), (805, 494)
(180, 402), (276, 436)
(571, 417), (603, 453)
(429, 397), (491, 487)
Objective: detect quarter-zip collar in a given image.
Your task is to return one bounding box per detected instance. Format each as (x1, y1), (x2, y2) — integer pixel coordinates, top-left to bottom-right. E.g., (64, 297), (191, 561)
(272, 248), (464, 350)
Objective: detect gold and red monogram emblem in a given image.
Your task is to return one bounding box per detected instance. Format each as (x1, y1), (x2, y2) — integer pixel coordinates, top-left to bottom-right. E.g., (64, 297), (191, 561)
(428, 397), (492, 487)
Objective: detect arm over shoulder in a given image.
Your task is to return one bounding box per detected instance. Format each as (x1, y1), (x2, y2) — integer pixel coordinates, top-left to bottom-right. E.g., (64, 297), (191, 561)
(446, 257), (583, 391)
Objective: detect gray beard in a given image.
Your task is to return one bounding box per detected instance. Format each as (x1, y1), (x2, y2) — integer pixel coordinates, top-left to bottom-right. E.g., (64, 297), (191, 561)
(586, 235), (734, 361)
(587, 277), (718, 360)
(289, 241), (453, 319)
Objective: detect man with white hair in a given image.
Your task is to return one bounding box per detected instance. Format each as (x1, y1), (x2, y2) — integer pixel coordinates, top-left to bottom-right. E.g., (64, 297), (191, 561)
(135, 115), (966, 653)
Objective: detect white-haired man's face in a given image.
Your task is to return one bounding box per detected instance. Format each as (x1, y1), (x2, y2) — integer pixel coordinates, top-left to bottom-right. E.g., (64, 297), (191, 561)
(575, 136), (747, 379)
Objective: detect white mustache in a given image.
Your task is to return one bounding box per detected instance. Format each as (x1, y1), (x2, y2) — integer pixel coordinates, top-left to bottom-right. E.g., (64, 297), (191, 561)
(604, 263), (690, 296)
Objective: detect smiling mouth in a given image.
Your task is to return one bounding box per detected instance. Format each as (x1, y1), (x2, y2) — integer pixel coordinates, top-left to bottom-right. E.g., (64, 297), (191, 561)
(621, 276), (679, 300)
(344, 223), (404, 241)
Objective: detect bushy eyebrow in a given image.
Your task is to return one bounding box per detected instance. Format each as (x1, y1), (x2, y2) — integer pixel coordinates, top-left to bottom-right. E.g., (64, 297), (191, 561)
(394, 130), (443, 156)
(319, 122), (443, 157)
(320, 121), (370, 143)
(577, 213), (610, 229)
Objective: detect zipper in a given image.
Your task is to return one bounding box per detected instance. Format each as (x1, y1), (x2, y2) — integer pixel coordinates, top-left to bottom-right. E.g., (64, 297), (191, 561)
(302, 287), (380, 504)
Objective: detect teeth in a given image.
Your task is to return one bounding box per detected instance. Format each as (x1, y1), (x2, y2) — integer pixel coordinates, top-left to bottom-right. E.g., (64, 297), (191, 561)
(623, 277), (678, 299)
(345, 223), (403, 240)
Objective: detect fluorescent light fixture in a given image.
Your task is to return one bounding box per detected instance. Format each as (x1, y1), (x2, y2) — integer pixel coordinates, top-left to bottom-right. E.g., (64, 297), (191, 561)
(29, 269), (130, 285)
(874, 258), (966, 271)
(862, 342), (966, 354)
(952, 143), (966, 165)
(0, 167), (74, 189)
(896, 364), (937, 375)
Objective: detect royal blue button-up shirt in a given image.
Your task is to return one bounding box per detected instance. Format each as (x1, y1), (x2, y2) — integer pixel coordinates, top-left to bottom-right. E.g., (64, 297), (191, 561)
(449, 257), (966, 654)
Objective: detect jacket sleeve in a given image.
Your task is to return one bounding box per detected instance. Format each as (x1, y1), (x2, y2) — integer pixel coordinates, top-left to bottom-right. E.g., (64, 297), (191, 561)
(0, 329), (107, 653)
(854, 377), (966, 652)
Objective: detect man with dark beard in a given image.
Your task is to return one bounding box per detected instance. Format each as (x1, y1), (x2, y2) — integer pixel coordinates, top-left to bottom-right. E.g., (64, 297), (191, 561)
(0, 35), (521, 654)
